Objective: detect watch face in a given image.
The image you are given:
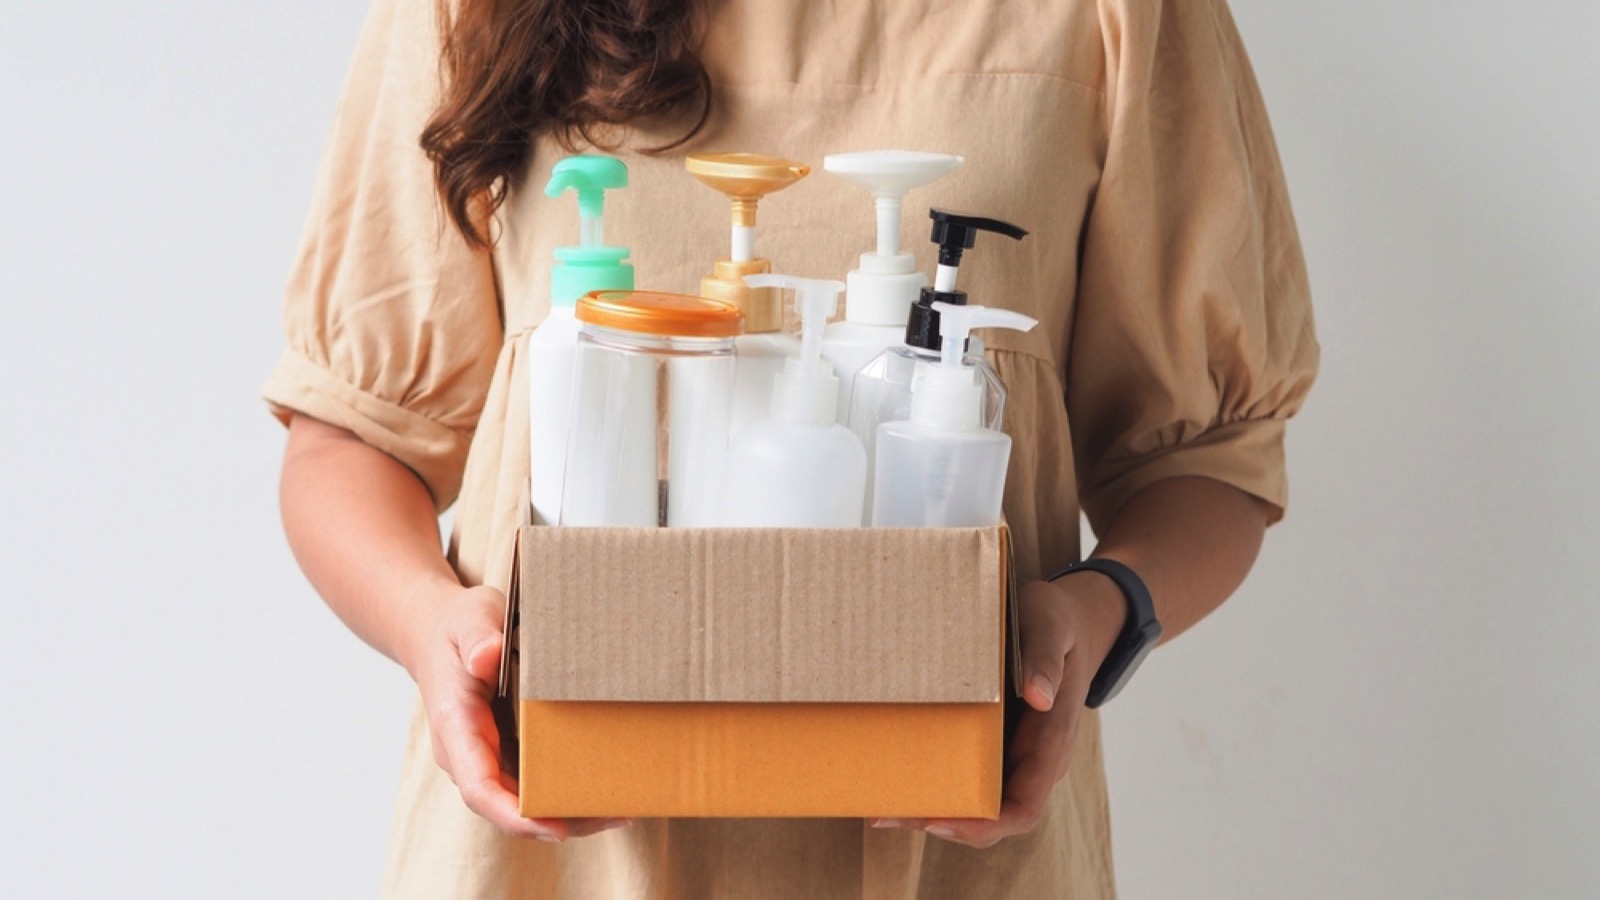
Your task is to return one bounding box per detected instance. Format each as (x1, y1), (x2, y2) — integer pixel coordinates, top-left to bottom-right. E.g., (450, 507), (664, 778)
(1097, 627), (1160, 706)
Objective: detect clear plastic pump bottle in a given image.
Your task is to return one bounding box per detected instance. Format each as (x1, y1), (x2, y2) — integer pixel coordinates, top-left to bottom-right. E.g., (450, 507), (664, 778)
(722, 275), (867, 527)
(849, 209), (1028, 517)
(871, 302), (1038, 528)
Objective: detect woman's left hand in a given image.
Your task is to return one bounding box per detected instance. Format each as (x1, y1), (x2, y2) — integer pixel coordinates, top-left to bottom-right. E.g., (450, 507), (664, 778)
(870, 572), (1126, 848)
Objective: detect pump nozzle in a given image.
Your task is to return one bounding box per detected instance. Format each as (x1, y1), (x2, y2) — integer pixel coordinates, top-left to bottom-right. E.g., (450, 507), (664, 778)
(927, 209), (1028, 290)
(823, 150), (964, 325)
(687, 152), (810, 333)
(930, 302), (1037, 368)
(904, 210), (1029, 352)
(544, 155), (634, 307)
(744, 273), (846, 425)
(546, 155), (628, 246)
(910, 302), (1038, 432)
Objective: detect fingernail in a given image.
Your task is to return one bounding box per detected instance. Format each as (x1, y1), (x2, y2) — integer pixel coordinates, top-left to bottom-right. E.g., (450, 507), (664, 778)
(871, 819), (904, 829)
(1029, 674), (1057, 705)
(925, 826), (956, 839)
(600, 818), (633, 831)
(534, 832), (562, 844)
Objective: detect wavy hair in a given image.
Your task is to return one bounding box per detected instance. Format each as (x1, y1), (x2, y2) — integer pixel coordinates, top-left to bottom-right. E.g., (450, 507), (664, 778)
(420, 0), (711, 246)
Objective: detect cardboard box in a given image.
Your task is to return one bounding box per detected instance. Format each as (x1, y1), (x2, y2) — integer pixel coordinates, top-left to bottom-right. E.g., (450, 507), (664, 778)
(499, 523), (1017, 819)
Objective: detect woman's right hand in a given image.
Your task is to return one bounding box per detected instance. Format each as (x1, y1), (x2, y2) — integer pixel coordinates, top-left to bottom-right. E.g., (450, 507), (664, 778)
(399, 582), (631, 842)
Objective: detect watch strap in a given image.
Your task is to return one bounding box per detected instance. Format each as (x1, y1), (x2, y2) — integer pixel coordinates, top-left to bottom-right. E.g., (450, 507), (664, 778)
(1047, 557), (1161, 708)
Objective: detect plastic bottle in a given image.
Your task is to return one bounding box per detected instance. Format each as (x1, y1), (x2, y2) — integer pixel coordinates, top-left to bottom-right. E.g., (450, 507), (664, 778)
(722, 274), (867, 527)
(848, 209), (1028, 516)
(526, 155), (634, 526)
(685, 152), (810, 433)
(560, 291), (743, 527)
(872, 302), (1039, 528)
(819, 150), (963, 421)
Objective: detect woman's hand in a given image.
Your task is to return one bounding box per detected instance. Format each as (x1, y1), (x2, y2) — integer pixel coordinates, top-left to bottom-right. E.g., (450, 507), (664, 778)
(398, 582), (632, 843)
(871, 572), (1125, 848)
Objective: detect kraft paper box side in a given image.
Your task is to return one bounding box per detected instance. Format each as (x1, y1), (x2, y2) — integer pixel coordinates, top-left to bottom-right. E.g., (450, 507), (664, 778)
(501, 524), (1013, 818)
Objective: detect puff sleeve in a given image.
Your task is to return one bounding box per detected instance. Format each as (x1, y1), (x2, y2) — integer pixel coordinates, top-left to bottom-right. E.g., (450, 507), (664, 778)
(1069, 0), (1320, 534)
(262, 0), (502, 512)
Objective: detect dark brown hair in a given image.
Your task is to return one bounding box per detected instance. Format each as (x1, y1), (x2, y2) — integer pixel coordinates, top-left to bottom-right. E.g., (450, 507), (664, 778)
(421, 0), (711, 247)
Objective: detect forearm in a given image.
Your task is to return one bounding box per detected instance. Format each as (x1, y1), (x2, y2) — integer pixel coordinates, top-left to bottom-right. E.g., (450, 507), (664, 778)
(278, 412), (460, 669)
(1088, 475), (1273, 643)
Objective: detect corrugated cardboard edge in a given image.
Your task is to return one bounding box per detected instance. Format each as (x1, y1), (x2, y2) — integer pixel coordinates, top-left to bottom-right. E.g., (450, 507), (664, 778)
(1006, 526), (1022, 698)
(497, 484), (532, 699)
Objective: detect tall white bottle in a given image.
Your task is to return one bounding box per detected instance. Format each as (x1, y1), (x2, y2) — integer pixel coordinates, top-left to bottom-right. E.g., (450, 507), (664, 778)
(820, 150), (963, 421)
(722, 275), (867, 527)
(526, 155), (633, 526)
(872, 302), (1038, 528)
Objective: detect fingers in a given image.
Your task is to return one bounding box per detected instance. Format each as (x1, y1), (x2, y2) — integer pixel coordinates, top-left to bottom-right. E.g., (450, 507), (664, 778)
(423, 587), (633, 841)
(1016, 581), (1074, 713)
(871, 696), (1084, 849)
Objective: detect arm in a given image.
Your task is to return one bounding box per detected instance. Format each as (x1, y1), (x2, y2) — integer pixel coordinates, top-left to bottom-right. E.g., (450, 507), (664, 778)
(280, 413), (626, 842)
(875, 475), (1272, 847)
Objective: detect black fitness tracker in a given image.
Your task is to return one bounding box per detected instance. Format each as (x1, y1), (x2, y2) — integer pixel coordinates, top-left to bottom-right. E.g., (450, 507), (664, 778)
(1048, 558), (1161, 709)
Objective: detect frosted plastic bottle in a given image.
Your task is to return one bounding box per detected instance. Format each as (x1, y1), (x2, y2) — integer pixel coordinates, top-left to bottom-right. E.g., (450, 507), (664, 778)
(872, 303), (1038, 528)
(820, 150), (963, 421)
(685, 152), (810, 434)
(526, 155), (633, 526)
(850, 209), (1027, 518)
(722, 275), (866, 527)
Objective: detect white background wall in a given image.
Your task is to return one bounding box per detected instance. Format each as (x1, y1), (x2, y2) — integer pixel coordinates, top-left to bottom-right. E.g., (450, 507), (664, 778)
(0, 1), (1594, 897)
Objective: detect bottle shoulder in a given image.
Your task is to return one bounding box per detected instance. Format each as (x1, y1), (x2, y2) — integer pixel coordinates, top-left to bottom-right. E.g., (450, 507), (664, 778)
(736, 332), (801, 356)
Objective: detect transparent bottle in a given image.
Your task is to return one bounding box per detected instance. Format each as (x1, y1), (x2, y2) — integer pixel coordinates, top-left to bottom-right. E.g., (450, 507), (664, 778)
(560, 291), (744, 527)
(872, 303), (1038, 528)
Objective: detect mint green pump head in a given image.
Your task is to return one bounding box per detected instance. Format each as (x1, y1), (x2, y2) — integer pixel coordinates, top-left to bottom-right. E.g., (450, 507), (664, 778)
(545, 155), (635, 307)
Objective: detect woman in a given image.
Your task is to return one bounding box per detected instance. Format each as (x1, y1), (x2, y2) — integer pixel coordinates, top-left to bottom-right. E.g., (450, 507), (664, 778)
(267, 0), (1319, 896)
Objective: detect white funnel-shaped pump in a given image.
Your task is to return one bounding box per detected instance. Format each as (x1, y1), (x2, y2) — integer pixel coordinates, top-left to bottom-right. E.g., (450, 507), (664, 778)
(911, 301), (1038, 431)
(823, 151), (964, 325)
(745, 273), (846, 424)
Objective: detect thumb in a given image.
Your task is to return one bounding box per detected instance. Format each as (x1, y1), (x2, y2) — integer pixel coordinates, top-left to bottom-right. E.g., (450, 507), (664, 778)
(460, 629), (504, 684)
(1018, 587), (1070, 713)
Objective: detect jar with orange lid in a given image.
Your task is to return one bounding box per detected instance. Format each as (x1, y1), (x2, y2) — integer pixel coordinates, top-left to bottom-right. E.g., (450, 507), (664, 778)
(560, 290), (744, 527)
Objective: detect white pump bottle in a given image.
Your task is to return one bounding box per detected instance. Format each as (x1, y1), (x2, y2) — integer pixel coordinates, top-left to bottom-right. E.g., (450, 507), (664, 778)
(526, 155), (632, 526)
(871, 302), (1038, 528)
(721, 275), (868, 527)
(820, 150), (963, 421)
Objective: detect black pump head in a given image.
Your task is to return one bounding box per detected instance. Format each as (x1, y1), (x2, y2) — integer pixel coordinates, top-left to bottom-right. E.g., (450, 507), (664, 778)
(905, 209), (1029, 351)
(927, 209), (1029, 268)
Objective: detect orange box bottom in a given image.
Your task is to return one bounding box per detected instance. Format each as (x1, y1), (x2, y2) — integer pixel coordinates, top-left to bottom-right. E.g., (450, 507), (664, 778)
(518, 700), (1002, 819)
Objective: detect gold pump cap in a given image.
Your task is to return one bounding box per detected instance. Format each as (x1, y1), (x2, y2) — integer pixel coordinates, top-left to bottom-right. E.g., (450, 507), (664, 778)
(686, 153), (810, 227)
(686, 153), (810, 333)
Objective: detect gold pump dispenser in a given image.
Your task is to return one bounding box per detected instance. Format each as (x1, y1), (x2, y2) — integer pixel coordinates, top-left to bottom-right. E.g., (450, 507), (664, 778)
(686, 153), (810, 334)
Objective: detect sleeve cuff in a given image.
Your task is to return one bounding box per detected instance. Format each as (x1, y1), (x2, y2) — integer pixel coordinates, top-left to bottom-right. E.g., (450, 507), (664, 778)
(1080, 418), (1289, 536)
(262, 348), (472, 512)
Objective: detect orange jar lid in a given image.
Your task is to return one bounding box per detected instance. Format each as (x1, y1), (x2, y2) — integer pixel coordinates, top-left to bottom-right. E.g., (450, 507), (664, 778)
(576, 290), (744, 338)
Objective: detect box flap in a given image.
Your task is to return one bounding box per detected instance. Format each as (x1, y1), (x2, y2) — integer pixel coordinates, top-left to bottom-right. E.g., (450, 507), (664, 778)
(518, 526), (1005, 704)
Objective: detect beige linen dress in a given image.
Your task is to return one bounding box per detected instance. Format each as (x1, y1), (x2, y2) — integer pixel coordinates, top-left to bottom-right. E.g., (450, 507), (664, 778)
(264, 0), (1319, 896)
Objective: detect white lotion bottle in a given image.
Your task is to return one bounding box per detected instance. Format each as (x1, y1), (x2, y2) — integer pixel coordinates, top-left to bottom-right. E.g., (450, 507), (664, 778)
(820, 150), (963, 421)
(872, 302), (1038, 528)
(723, 275), (867, 527)
(527, 155), (633, 526)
